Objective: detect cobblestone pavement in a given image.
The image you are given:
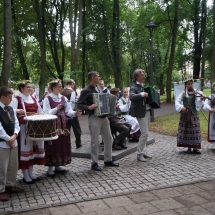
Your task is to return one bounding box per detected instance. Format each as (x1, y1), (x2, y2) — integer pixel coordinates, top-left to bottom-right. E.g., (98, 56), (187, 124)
(1, 131), (215, 214)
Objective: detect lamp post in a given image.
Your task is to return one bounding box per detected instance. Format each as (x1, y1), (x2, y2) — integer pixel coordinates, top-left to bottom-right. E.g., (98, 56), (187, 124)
(146, 18), (157, 122)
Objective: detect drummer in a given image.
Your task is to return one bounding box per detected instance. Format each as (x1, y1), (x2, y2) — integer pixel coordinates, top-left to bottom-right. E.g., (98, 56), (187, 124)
(43, 79), (81, 177)
(10, 80), (45, 184)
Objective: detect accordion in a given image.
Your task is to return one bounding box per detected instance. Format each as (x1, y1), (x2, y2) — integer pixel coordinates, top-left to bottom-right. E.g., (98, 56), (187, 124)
(93, 93), (117, 116)
(144, 86), (161, 109)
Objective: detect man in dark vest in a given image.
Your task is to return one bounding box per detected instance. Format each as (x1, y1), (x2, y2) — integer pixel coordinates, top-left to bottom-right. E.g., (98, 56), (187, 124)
(61, 79), (82, 148)
(129, 69), (152, 162)
(0, 86), (23, 201)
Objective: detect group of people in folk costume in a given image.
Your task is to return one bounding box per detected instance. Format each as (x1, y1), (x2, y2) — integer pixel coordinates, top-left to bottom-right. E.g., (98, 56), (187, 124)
(0, 68), (215, 202)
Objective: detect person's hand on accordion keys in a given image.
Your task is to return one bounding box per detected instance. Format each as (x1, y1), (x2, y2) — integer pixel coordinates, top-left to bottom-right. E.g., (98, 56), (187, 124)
(88, 104), (98, 110)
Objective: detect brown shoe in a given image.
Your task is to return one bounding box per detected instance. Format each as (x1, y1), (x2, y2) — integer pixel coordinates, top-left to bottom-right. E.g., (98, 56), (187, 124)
(5, 186), (24, 193)
(0, 192), (9, 202)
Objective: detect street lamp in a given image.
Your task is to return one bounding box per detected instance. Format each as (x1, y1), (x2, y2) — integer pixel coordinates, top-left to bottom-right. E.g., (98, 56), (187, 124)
(146, 18), (157, 122)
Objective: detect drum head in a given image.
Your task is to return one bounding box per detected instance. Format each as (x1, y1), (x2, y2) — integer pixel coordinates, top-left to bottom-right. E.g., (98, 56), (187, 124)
(25, 115), (57, 121)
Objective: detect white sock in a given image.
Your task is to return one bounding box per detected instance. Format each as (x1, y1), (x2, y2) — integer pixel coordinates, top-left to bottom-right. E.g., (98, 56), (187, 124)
(55, 166), (64, 171)
(22, 169), (32, 182)
(28, 166), (37, 179)
(48, 166), (54, 175)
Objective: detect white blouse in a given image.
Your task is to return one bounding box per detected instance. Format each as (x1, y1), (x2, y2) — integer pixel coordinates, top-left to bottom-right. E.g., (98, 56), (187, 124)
(43, 93), (76, 118)
(118, 97), (130, 112)
(203, 94), (215, 112)
(175, 90), (203, 112)
(10, 93), (43, 113)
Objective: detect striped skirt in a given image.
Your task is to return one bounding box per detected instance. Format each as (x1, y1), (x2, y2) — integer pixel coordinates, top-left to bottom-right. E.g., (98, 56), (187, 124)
(177, 112), (201, 149)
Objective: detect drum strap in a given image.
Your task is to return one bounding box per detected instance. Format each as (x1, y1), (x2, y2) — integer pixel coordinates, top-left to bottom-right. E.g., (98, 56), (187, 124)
(57, 110), (70, 136)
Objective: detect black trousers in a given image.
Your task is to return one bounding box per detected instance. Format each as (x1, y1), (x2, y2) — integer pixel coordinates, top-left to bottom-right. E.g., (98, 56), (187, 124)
(68, 117), (82, 146)
(108, 116), (131, 146)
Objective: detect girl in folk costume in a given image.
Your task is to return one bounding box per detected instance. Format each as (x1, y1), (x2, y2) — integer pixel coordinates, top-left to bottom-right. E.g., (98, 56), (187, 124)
(175, 79), (204, 154)
(10, 80), (45, 184)
(203, 83), (215, 142)
(118, 88), (140, 141)
(43, 79), (81, 177)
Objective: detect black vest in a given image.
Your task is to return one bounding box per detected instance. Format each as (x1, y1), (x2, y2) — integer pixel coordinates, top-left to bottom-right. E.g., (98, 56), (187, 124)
(0, 106), (15, 141)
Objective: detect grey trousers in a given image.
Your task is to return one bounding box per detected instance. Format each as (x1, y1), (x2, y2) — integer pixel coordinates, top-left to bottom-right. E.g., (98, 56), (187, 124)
(136, 111), (150, 158)
(88, 114), (113, 164)
(0, 146), (18, 193)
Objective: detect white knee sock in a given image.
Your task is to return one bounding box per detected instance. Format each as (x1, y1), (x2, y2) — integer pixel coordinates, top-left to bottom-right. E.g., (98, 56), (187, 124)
(28, 166), (37, 179)
(22, 169), (32, 182)
(48, 166), (54, 175)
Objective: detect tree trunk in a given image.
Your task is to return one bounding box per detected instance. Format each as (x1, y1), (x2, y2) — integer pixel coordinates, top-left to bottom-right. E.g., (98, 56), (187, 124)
(193, 0), (202, 79)
(1, 0), (11, 87)
(166, 0), (179, 103)
(11, 0), (29, 80)
(211, 0), (215, 91)
(200, 0), (207, 90)
(33, 0), (47, 97)
(82, 0), (86, 88)
(112, 0), (122, 89)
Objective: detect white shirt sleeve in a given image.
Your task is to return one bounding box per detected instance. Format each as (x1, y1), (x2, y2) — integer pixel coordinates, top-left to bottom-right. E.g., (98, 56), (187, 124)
(195, 91), (203, 112)
(64, 97), (76, 118)
(175, 92), (184, 112)
(203, 97), (211, 112)
(14, 111), (20, 135)
(118, 99), (129, 112)
(43, 97), (58, 115)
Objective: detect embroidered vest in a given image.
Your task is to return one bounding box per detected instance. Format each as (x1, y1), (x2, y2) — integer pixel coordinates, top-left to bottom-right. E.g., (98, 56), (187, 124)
(182, 92), (197, 114)
(0, 106), (15, 141)
(16, 96), (38, 124)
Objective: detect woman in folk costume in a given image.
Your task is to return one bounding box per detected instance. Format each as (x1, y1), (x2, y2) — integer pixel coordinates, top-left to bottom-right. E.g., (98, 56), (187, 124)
(43, 79), (81, 177)
(203, 82), (215, 142)
(175, 79), (203, 154)
(10, 80), (45, 184)
(118, 88), (140, 141)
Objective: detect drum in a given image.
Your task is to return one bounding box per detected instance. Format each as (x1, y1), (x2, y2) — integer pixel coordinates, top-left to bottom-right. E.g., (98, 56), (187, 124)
(144, 86), (160, 109)
(25, 115), (58, 141)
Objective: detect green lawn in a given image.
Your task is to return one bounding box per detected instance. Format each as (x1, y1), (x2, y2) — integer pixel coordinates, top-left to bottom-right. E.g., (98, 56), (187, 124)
(150, 111), (209, 139)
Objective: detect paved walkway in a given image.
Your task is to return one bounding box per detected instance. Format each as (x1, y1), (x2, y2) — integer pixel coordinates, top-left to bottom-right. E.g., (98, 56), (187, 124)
(1, 102), (215, 215)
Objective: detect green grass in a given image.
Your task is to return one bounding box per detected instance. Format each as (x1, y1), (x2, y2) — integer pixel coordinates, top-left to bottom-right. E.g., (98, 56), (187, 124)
(150, 111), (209, 139)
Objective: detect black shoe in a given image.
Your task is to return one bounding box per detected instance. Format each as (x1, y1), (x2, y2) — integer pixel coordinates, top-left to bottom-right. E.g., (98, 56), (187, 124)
(76, 144), (82, 148)
(104, 161), (119, 167)
(22, 178), (35, 184)
(91, 163), (102, 171)
(187, 149), (192, 154)
(112, 144), (122, 150)
(32, 177), (41, 182)
(46, 171), (56, 178)
(193, 149), (201, 154)
(120, 143), (127, 149)
(54, 168), (67, 174)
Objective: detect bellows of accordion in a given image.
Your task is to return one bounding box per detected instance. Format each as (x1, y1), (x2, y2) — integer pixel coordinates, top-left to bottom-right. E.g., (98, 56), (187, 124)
(93, 93), (117, 116)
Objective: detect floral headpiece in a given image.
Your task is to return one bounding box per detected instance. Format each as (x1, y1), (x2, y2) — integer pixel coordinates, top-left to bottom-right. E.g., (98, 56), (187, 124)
(47, 79), (61, 86)
(17, 80), (32, 86)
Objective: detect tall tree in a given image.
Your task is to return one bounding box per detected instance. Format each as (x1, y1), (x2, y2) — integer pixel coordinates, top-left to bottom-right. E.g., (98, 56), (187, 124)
(0, 0), (11, 86)
(112, 0), (122, 89)
(11, 0), (29, 80)
(211, 0), (215, 89)
(33, 0), (47, 97)
(166, 0), (179, 102)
